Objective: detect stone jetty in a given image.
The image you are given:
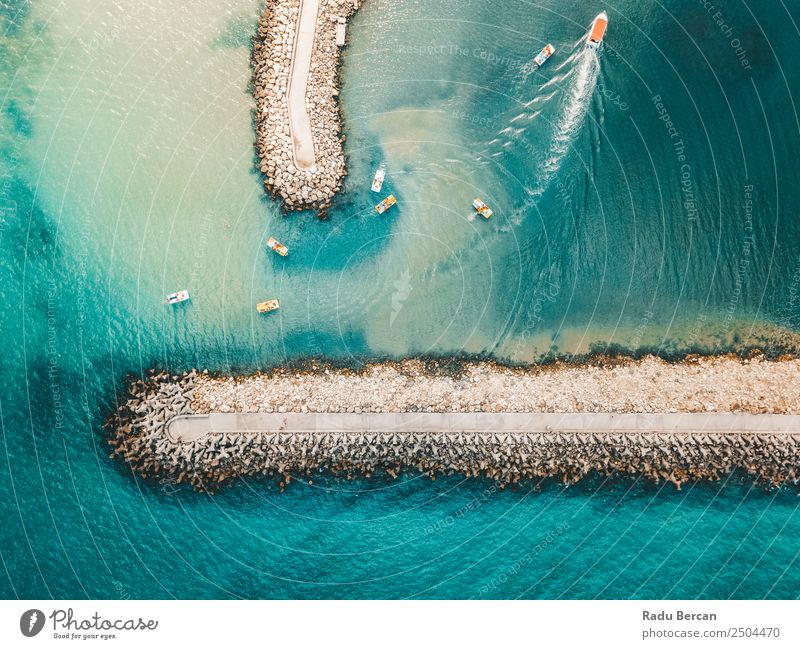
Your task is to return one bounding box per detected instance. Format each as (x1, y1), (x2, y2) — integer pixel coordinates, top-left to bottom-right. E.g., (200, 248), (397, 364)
(105, 355), (800, 491)
(252, 0), (361, 212)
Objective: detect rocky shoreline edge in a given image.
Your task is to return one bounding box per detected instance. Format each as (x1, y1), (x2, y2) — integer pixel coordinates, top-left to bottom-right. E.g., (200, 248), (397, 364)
(104, 356), (800, 491)
(252, 0), (360, 213)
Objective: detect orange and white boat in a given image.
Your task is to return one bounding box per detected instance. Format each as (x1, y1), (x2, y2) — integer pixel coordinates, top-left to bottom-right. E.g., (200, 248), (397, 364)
(586, 11), (608, 50)
(533, 43), (555, 67)
(266, 236), (288, 257)
(256, 299), (280, 313)
(472, 198), (493, 219)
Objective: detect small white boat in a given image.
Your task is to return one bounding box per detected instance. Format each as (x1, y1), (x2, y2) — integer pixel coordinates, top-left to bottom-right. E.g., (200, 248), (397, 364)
(534, 43), (555, 67)
(266, 236), (288, 257)
(166, 290), (190, 304)
(371, 168), (385, 193)
(586, 12), (608, 50)
(472, 198), (493, 219)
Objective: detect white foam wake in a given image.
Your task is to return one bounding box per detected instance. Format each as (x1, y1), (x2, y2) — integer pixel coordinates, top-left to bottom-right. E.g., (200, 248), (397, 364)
(497, 47), (600, 229)
(530, 48), (600, 195)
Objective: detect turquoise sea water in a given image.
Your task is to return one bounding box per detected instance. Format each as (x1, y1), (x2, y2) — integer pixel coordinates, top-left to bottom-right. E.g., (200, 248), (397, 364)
(2, 0), (800, 598)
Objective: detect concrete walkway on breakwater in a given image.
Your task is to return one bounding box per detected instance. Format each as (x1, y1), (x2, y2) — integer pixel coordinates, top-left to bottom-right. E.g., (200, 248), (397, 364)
(166, 412), (800, 443)
(288, 0), (320, 170)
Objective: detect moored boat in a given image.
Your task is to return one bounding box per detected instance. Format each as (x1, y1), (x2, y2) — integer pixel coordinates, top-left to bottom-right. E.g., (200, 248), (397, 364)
(165, 290), (190, 304)
(375, 194), (397, 214)
(472, 198), (493, 219)
(534, 43), (555, 67)
(371, 168), (385, 193)
(586, 11), (608, 50)
(256, 299), (280, 313)
(266, 236), (288, 256)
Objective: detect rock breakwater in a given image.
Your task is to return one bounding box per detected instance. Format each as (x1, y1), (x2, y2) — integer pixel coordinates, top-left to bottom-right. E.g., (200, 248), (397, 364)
(191, 356), (800, 414)
(252, 0), (360, 212)
(104, 356), (800, 491)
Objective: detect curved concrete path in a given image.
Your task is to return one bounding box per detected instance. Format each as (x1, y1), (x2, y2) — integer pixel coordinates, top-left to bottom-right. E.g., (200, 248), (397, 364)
(288, 0), (320, 170)
(166, 412), (800, 443)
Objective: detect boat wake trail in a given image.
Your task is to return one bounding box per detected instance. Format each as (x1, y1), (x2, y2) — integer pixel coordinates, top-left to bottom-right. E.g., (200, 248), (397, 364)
(497, 47), (600, 230)
(529, 47), (600, 197)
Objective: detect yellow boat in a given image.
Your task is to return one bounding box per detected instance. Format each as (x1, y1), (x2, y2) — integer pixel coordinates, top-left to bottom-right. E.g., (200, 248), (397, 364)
(375, 194), (397, 214)
(472, 198), (493, 219)
(266, 236), (288, 257)
(256, 299), (280, 313)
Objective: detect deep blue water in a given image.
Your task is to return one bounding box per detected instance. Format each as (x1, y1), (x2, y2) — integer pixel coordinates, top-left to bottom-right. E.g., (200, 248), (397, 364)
(2, 0), (800, 598)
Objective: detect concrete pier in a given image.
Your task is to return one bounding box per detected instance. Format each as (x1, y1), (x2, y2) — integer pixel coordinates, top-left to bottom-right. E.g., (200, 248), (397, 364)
(166, 412), (800, 443)
(288, 0), (320, 170)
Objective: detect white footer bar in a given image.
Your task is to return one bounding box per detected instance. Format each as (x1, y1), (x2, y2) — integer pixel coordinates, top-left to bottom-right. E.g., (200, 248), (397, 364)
(2, 600), (797, 648)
